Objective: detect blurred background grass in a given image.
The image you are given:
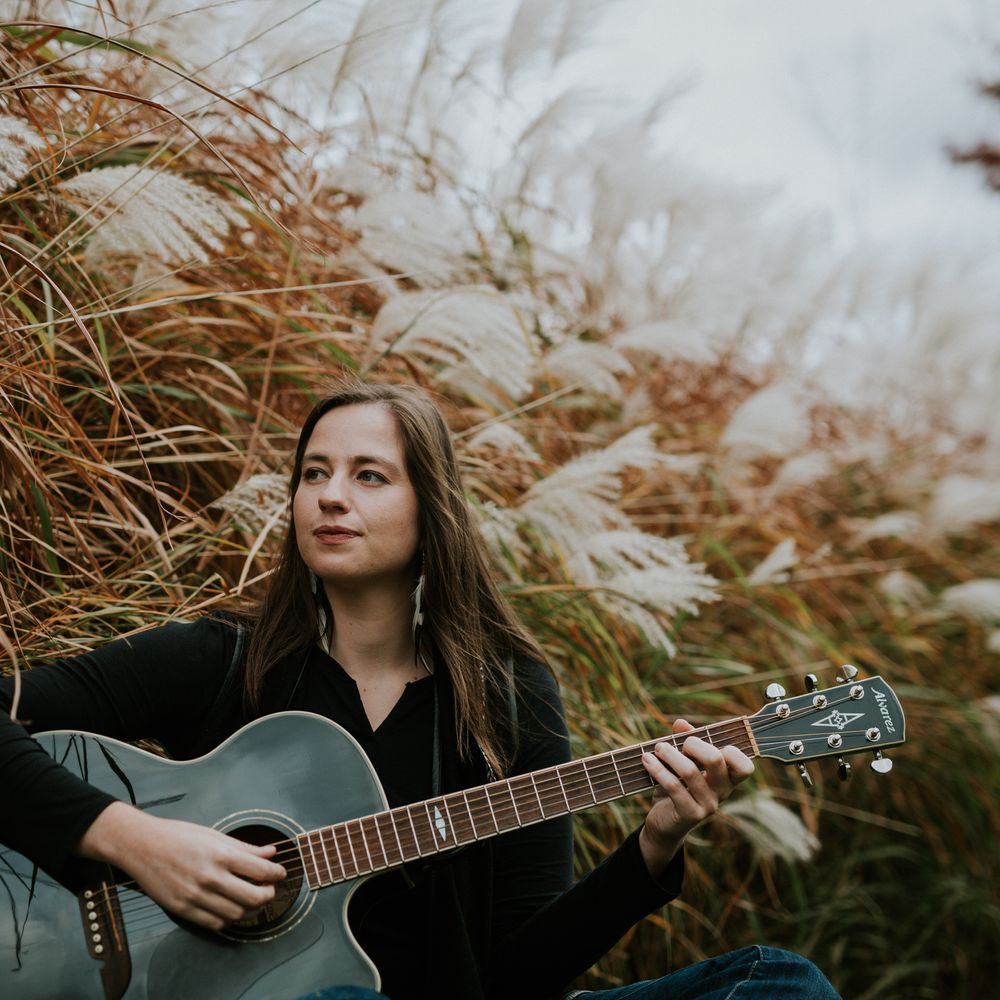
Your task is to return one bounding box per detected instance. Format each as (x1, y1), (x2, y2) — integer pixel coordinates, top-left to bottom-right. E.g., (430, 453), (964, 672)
(2, 6), (999, 996)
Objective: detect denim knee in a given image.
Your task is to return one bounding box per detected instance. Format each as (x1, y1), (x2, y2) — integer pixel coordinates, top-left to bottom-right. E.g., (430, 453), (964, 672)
(754, 946), (841, 999)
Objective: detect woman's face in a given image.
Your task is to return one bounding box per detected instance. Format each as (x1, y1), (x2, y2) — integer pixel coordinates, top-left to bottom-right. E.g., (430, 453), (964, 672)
(293, 403), (420, 593)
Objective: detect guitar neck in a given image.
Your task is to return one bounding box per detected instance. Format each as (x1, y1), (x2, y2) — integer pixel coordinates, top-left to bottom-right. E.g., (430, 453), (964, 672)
(295, 715), (758, 890)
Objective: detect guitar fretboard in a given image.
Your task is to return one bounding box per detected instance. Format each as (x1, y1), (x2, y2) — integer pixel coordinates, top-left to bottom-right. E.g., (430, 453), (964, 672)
(295, 717), (756, 889)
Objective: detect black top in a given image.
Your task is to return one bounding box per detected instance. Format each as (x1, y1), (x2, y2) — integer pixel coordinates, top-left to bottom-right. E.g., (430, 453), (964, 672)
(0, 616), (683, 999)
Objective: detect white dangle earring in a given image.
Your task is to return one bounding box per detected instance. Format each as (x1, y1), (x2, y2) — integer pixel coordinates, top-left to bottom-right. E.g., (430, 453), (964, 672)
(310, 570), (331, 653)
(411, 555), (426, 635)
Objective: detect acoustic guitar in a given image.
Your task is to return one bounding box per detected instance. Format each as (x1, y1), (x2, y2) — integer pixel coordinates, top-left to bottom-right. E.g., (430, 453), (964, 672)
(0, 667), (904, 999)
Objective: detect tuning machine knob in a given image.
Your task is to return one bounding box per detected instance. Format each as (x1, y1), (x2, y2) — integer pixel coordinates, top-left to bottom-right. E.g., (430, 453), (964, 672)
(804, 673), (819, 693)
(870, 749), (893, 774)
(796, 763), (813, 788)
(765, 683), (786, 701)
(836, 664), (859, 684)
(836, 756), (852, 782)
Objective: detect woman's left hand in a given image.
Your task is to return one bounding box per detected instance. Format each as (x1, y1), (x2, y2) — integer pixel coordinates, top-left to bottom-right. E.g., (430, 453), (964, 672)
(638, 718), (755, 877)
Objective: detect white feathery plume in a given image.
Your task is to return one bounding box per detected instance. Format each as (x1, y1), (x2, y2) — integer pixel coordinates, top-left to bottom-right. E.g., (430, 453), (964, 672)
(877, 570), (931, 608)
(721, 383), (811, 463)
(721, 792), (820, 862)
(342, 186), (474, 284)
(928, 475), (1000, 535)
(620, 385), (652, 426)
(852, 511), (923, 544)
(939, 580), (1000, 622)
(516, 425), (660, 554)
(543, 339), (632, 400)
(567, 530), (718, 654)
(614, 320), (719, 365)
(747, 538), (798, 586)
(465, 422), (540, 460)
(370, 287), (535, 400)
(767, 452), (834, 497)
(58, 165), (247, 272)
(987, 633), (1000, 655)
(213, 474), (289, 532)
(0, 114), (45, 191)
(473, 500), (528, 565)
(500, 0), (610, 84)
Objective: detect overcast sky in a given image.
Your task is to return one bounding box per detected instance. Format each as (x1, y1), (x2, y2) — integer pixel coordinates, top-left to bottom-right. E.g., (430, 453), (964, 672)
(570, 0), (1000, 252)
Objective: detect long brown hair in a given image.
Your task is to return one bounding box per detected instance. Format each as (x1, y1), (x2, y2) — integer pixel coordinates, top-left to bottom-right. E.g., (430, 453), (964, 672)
(243, 381), (545, 776)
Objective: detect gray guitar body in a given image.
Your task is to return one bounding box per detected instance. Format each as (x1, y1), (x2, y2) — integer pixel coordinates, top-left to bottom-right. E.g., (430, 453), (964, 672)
(0, 712), (386, 999)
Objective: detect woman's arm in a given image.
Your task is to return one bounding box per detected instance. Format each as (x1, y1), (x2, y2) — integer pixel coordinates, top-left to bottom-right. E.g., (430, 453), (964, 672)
(0, 616), (286, 920)
(487, 664), (753, 999)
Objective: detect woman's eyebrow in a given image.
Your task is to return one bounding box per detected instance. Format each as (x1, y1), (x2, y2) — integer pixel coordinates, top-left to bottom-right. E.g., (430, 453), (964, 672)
(353, 454), (402, 476)
(302, 451), (402, 476)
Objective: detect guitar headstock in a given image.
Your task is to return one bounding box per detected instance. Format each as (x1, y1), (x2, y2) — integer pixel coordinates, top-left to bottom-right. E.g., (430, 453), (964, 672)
(748, 667), (905, 785)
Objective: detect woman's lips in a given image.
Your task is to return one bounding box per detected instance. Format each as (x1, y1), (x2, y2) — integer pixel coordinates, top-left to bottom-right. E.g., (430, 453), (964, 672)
(313, 527), (360, 544)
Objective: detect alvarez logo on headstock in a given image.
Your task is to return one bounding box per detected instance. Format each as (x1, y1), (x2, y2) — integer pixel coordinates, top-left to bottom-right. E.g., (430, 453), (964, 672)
(749, 665), (905, 785)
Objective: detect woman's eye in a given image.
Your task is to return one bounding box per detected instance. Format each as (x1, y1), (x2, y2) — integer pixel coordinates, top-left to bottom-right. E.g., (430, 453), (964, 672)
(303, 467), (326, 482)
(358, 469), (386, 484)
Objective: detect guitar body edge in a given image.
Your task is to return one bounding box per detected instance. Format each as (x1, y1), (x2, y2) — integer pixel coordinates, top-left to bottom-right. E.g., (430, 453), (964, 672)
(0, 712), (386, 1000)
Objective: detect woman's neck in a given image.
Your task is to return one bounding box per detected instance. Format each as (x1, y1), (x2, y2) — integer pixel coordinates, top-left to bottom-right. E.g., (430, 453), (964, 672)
(322, 579), (418, 680)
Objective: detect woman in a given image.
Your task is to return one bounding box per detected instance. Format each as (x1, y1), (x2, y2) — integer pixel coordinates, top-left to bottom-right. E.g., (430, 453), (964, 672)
(0, 382), (839, 999)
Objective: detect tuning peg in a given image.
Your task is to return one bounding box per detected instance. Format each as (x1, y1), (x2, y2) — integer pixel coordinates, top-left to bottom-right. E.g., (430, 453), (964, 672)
(836, 756), (852, 782)
(836, 664), (859, 684)
(804, 673), (819, 693)
(870, 750), (893, 774)
(765, 683), (786, 701)
(796, 763), (813, 788)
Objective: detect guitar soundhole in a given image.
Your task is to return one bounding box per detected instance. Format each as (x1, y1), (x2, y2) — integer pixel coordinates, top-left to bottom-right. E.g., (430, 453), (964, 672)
(227, 824), (303, 932)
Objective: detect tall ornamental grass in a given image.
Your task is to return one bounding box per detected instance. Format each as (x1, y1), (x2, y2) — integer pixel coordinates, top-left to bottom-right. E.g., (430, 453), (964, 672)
(2, 5), (998, 997)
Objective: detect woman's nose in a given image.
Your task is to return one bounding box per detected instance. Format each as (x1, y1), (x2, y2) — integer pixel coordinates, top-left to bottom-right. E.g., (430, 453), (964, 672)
(318, 473), (349, 510)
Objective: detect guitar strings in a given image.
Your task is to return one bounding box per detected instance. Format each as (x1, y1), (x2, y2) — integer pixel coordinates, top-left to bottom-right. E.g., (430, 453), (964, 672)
(94, 688), (881, 928)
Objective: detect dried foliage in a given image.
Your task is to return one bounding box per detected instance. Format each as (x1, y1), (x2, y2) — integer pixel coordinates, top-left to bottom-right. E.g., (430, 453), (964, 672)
(1, 5), (999, 998)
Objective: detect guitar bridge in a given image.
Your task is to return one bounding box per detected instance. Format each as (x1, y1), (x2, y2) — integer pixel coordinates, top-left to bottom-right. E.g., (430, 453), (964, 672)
(78, 877), (131, 1000)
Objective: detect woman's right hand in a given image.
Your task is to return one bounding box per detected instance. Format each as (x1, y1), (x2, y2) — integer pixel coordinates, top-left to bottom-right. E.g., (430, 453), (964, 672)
(77, 801), (287, 931)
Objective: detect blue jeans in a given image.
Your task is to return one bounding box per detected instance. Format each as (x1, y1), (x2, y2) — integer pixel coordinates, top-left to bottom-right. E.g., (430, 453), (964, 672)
(297, 945), (840, 1000)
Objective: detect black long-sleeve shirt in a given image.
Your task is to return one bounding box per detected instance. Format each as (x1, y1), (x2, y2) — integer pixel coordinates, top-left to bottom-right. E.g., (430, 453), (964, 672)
(0, 616), (682, 999)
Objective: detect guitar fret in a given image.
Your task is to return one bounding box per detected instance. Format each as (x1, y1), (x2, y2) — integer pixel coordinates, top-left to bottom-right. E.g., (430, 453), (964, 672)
(482, 784), (501, 833)
(405, 805), (424, 857)
(298, 834), (320, 888)
(461, 791), (479, 840)
(528, 773), (546, 819)
(581, 759), (598, 804)
(321, 826), (344, 882)
(309, 830), (332, 886)
(354, 818), (374, 872)
(343, 823), (361, 876)
(386, 809), (406, 866)
(442, 795), (470, 844)
(368, 815), (390, 868)
(505, 782), (523, 826)
(609, 751), (626, 795)
(424, 800), (453, 849)
(555, 768), (571, 812)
